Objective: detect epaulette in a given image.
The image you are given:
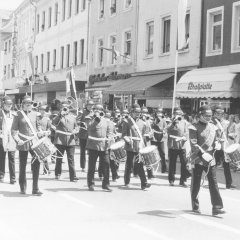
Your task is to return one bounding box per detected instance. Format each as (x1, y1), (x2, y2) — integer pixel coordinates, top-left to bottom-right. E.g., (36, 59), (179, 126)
(188, 124), (197, 131)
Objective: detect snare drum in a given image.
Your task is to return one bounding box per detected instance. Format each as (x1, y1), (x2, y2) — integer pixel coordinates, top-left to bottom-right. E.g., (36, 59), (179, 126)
(139, 145), (161, 169)
(31, 137), (57, 162)
(224, 144), (240, 170)
(110, 141), (126, 164)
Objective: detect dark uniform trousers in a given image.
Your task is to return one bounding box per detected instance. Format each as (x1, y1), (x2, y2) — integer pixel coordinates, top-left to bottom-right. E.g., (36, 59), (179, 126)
(79, 138), (87, 170)
(124, 151), (147, 186)
(55, 144), (76, 180)
(19, 150), (40, 192)
(168, 149), (189, 183)
(87, 149), (110, 187)
(191, 164), (223, 210)
(0, 145), (15, 181)
(214, 150), (232, 187)
(151, 141), (167, 172)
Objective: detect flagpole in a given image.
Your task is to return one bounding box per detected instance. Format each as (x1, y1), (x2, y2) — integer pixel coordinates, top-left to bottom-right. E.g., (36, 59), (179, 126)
(172, 49), (178, 116)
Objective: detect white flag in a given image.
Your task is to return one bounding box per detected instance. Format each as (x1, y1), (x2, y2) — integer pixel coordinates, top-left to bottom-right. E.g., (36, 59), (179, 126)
(66, 70), (71, 95)
(178, 0), (188, 50)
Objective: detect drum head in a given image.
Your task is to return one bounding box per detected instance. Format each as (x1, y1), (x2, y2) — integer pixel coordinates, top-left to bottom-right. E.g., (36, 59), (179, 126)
(139, 145), (157, 154)
(225, 144), (240, 153)
(110, 141), (125, 150)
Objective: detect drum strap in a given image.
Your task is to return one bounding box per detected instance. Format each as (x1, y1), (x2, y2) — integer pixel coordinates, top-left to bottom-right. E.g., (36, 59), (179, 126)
(88, 136), (108, 141)
(20, 111), (38, 138)
(55, 130), (73, 136)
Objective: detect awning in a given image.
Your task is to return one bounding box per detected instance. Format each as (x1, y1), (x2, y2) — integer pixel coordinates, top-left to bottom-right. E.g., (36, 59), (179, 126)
(176, 66), (240, 98)
(104, 73), (173, 95)
(85, 80), (118, 92)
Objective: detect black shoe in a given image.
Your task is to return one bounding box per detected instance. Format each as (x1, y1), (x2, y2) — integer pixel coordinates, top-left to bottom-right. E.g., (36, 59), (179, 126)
(212, 208), (226, 216)
(20, 190), (26, 195)
(88, 185), (95, 191)
(226, 184), (237, 189)
(102, 185), (112, 192)
(0, 178), (4, 183)
(192, 209), (201, 214)
(141, 183), (151, 190)
(169, 181), (174, 186)
(70, 177), (79, 182)
(148, 175), (155, 180)
(55, 175), (60, 180)
(10, 179), (16, 184)
(179, 182), (188, 188)
(32, 191), (43, 196)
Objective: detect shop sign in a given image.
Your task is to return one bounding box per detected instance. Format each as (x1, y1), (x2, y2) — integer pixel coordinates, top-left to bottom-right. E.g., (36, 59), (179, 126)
(89, 72), (131, 84)
(188, 82), (212, 91)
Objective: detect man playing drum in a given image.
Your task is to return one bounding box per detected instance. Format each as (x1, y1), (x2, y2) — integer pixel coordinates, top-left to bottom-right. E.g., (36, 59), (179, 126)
(212, 105), (236, 189)
(0, 96), (17, 184)
(189, 105), (225, 216)
(11, 95), (43, 196)
(122, 104), (151, 190)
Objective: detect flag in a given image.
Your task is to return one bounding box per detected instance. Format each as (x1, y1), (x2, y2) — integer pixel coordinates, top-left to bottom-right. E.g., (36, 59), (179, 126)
(66, 67), (77, 100)
(100, 47), (122, 60)
(177, 0), (188, 50)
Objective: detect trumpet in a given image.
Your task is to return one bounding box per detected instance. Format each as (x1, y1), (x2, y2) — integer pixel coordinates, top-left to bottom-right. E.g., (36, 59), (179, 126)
(32, 101), (40, 108)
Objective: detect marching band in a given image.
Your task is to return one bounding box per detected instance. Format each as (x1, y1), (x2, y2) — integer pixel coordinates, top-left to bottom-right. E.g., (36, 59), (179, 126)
(1, 96), (240, 216)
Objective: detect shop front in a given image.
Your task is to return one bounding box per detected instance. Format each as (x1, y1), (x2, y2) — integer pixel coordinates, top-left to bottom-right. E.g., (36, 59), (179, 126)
(176, 66), (240, 114)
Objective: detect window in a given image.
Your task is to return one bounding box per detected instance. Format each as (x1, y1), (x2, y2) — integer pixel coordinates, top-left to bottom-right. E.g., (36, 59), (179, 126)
(48, 7), (52, 28)
(110, 0), (116, 16)
(42, 11), (45, 31)
(68, 0), (72, 18)
(124, 0), (132, 9)
(36, 14), (40, 33)
(206, 7), (224, 56)
(99, 0), (104, 19)
(62, 0), (66, 21)
(47, 52), (50, 71)
(4, 66), (6, 76)
(7, 64), (10, 79)
(61, 46), (64, 68)
(8, 40), (11, 53)
(123, 31), (131, 63)
(231, 2), (240, 52)
(54, 3), (58, 25)
(81, 0), (86, 11)
(41, 54), (44, 73)
(4, 42), (7, 54)
(75, 0), (79, 14)
(35, 56), (38, 73)
(53, 49), (57, 69)
(73, 41), (78, 65)
(162, 16), (171, 54)
(97, 38), (104, 67)
(109, 35), (117, 65)
(80, 39), (85, 64)
(66, 44), (70, 67)
(145, 21), (154, 56)
(185, 12), (190, 49)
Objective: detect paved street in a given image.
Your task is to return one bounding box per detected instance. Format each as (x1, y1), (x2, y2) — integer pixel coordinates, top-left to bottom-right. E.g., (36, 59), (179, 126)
(0, 148), (240, 240)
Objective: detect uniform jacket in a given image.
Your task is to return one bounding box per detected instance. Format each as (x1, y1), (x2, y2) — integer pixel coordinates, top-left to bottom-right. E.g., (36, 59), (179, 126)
(38, 115), (51, 131)
(122, 117), (146, 153)
(52, 113), (77, 146)
(189, 121), (217, 166)
(167, 119), (188, 150)
(86, 117), (111, 151)
(11, 110), (41, 151)
(78, 109), (93, 139)
(151, 118), (167, 142)
(0, 110), (17, 151)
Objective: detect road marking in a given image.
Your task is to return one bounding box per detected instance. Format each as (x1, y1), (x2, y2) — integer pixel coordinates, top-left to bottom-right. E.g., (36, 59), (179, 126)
(59, 193), (94, 208)
(128, 223), (173, 240)
(182, 214), (240, 235)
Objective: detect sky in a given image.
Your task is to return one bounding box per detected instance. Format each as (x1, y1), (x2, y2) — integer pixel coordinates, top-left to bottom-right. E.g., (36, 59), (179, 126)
(0, 0), (24, 10)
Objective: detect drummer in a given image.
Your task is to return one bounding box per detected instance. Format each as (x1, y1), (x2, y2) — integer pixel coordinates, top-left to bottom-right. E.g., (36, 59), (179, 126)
(122, 103), (151, 190)
(212, 105), (236, 189)
(189, 105), (225, 216)
(11, 95), (43, 196)
(38, 105), (52, 175)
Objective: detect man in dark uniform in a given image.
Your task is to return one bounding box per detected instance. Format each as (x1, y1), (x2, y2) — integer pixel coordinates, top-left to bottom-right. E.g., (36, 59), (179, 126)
(189, 105), (225, 216)
(167, 107), (190, 187)
(86, 104), (112, 191)
(11, 95), (43, 195)
(151, 107), (168, 173)
(52, 101), (79, 182)
(122, 104), (151, 190)
(0, 96), (17, 184)
(78, 100), (94, 172)
(212, 105), (236, 189)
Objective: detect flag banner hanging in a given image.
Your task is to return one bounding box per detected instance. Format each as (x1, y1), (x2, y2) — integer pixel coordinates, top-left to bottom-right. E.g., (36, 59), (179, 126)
(178, 0), (188, 50)
(66, 68), (77, 100)
(66, 70), (71, 96)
